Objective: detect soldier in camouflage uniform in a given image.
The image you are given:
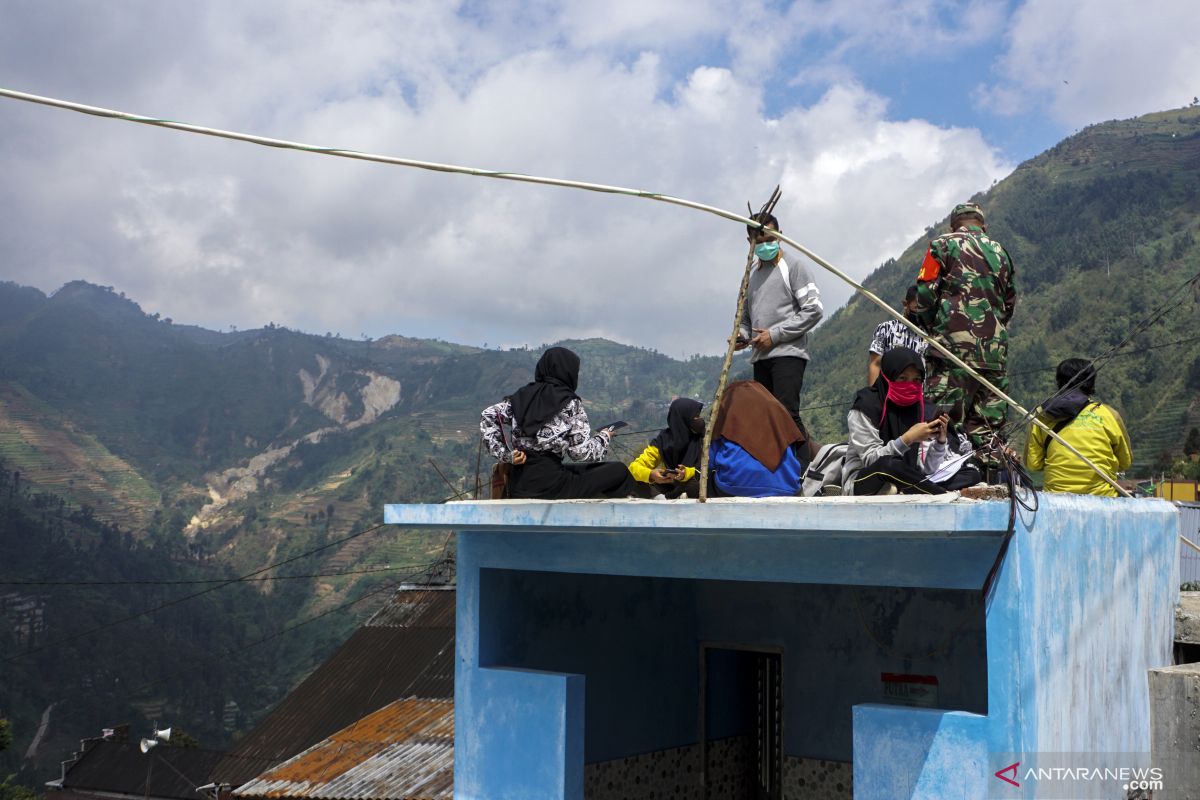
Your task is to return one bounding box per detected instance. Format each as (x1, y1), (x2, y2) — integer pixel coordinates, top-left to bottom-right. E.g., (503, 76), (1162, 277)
(912, 202), (1016, 468)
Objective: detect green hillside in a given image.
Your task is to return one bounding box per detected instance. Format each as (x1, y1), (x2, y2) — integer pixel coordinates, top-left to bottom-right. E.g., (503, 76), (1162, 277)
(3, 104), (1200, 792)
(802, 105), (1200, 474)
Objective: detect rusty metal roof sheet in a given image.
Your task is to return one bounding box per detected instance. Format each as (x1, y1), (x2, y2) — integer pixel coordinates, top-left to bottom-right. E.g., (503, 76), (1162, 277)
(210, 589), (454, 788)
(234, 698), (452, 800)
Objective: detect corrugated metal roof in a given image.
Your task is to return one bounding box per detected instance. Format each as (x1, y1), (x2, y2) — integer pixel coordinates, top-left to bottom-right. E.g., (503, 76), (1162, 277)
(58, 741), (225, 799)
(366, 586), (455, 629)
(211, 589), (454, 787)
(1180, 503), (1200, 583)
(234, 698), (452, 800)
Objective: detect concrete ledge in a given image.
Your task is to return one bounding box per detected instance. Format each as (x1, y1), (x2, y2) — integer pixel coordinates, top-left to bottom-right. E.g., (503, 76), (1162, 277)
(385, 494), (1013, 534)
(1149, 662), (1200, 799)
(456, 667), (584, 800)
(852, 704), (988, 800)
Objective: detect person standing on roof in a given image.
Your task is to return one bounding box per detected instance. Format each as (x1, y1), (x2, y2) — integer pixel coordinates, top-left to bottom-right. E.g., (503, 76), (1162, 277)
(734, 211), (823, 457)
(911, 202), (1016, 472)
(1022, 358), (1132, 497)
(867, 285), (928, 386)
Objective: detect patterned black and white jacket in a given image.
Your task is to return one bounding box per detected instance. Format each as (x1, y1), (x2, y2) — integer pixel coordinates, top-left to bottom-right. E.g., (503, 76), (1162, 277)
(480, 398), (612, 464)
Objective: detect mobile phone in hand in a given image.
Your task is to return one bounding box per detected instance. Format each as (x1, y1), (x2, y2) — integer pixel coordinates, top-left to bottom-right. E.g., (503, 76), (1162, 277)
(598, 420), (628, 432)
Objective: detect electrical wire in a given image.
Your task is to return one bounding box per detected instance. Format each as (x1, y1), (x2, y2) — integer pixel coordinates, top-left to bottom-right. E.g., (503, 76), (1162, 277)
(795, 332), (1200, 418)
(1, 521), (390, 663)
(1005, 268), (1200, 441)
(82, 555), (450, 712)
(0, 85), (1133, 497)
(0, 564), (411, 587)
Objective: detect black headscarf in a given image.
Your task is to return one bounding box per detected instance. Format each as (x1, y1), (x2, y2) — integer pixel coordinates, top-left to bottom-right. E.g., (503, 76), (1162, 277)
(1041, 389), (1091, 422)
(650, 398), (704, 470)
(509, 347), (581, 433)
(852, 347), (929, 446)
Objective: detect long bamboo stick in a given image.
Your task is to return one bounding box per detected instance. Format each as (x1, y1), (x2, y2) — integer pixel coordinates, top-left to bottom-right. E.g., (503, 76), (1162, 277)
(698, 245), (757, 502)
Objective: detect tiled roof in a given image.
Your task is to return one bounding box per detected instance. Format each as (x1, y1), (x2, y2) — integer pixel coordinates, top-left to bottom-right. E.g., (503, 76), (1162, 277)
(234, 698), (452, 800)
(210, 588), (454, 788)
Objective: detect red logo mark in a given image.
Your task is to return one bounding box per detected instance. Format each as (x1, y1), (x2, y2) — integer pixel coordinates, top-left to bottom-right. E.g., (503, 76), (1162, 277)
(994, 762), (1020, 788)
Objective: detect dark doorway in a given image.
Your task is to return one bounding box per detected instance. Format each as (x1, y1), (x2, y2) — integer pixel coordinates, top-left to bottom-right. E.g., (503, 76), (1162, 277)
(700, 644), (783, 800)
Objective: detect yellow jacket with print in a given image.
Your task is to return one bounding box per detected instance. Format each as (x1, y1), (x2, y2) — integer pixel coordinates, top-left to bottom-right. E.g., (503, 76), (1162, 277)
(627, 444), (698, 484)
(1023, 401), (1132, 497)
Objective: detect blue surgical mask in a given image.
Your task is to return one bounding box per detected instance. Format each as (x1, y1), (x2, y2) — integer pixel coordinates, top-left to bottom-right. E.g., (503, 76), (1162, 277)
(754, 241), (780, 261)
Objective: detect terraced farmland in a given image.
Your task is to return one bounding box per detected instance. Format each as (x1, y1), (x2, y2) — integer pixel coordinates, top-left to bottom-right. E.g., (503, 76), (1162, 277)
(0, 383), (160, 529)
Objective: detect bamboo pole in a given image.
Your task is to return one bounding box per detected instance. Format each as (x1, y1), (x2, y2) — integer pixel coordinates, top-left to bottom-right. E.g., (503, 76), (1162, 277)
(698, 245), (757, 502)
(0, 85), (1131, 497)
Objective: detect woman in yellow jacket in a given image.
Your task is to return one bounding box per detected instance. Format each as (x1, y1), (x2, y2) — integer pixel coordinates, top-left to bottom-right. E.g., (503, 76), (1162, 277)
(1023, 359), (1132, 497)
(628, 398), (705, 499)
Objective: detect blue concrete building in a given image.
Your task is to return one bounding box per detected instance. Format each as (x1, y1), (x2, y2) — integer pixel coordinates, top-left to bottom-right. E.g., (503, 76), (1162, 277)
(384, 494), (1180, 799)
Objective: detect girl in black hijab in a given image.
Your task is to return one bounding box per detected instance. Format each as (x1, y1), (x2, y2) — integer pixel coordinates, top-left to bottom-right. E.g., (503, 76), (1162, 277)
(628, 398), (705, 498)
(843, 347), (980, 495)
(480, 347), (634, 499)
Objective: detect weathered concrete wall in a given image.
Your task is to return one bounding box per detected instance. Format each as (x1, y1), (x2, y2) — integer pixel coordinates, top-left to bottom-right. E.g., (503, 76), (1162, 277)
(385, 494), (1180, 799)
(477, 569), (985, 764)
(852, 705), (988, 799)
(1149, 663), (1200, 799)
(453, 665), (583, 800)
(1177, 592), (1200, 644)
(987, 495), (1178, 760)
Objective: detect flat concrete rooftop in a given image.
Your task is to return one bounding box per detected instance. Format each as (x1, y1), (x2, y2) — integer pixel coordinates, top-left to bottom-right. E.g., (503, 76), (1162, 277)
(384, 495), (1015, 590)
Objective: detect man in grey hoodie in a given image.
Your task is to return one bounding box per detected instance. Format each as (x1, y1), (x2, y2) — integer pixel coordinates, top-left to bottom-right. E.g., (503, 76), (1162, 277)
(735, 212), (824, 450)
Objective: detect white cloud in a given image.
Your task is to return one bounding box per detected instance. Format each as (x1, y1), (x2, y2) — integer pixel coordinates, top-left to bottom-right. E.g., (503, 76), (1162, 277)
(0, 1), (1012, 359)
(979, 0), (1200, 127)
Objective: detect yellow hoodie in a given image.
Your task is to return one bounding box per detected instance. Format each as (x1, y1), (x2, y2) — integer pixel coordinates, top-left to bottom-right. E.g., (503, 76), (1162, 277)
(627, 444), (698, 485)
(1023, 401), (1132, 497)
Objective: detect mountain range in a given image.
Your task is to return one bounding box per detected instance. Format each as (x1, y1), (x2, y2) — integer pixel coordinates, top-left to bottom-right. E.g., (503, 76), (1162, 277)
(1, 104), (1198, 788)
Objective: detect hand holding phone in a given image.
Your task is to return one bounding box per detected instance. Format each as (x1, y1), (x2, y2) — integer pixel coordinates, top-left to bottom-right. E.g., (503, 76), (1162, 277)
(598, 420), (628, 433)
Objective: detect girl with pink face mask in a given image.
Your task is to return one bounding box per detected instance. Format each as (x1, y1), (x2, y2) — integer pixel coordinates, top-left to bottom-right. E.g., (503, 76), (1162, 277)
(842, 347), (982, 495)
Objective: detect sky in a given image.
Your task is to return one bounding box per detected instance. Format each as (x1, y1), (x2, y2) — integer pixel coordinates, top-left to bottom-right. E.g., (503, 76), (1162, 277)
(1, 0), (1197, 358)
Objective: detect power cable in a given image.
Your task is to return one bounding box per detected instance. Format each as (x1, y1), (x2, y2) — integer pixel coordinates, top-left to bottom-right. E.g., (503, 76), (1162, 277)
(1, 521), (390, 663)
(82, 557), (448, 716)
(0, 564), (404, 587)
(0, 86), (1167, 496)
(1005, 268), (1200, 441)
(794, 332), (1200, 418)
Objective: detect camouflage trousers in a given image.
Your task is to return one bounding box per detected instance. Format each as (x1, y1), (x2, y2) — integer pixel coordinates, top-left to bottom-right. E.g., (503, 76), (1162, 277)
(925, 359), (1009, 466)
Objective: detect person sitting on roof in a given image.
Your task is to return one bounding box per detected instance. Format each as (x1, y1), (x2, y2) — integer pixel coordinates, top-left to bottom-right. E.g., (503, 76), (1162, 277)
(628, 398), (705, 499)
(1022, 358), (1132, 497)
(843, 347), (982, 495)
(707, 381), (805, 497)
(480, 347), (634, 499)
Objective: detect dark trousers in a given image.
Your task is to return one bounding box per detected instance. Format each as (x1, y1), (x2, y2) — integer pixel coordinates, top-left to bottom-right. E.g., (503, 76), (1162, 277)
(852, 455), (983, 496)
(753, 356), (810, 453)
(633, 476), (700, 499)
(507, 453), (635, 500)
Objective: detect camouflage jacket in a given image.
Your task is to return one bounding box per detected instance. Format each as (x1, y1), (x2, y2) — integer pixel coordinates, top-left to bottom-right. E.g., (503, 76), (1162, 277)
(912, 225), (1016, 370)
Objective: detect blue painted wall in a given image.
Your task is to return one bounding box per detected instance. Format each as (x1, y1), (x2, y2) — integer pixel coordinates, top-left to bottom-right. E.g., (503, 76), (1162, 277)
(477, 569), (986, 763)
(852, 705), (988, 799)
(388, 494), (1180, 798)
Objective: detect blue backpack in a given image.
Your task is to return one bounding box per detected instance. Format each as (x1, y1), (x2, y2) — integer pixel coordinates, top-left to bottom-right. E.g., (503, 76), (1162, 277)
(709, 438), (803, 497)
